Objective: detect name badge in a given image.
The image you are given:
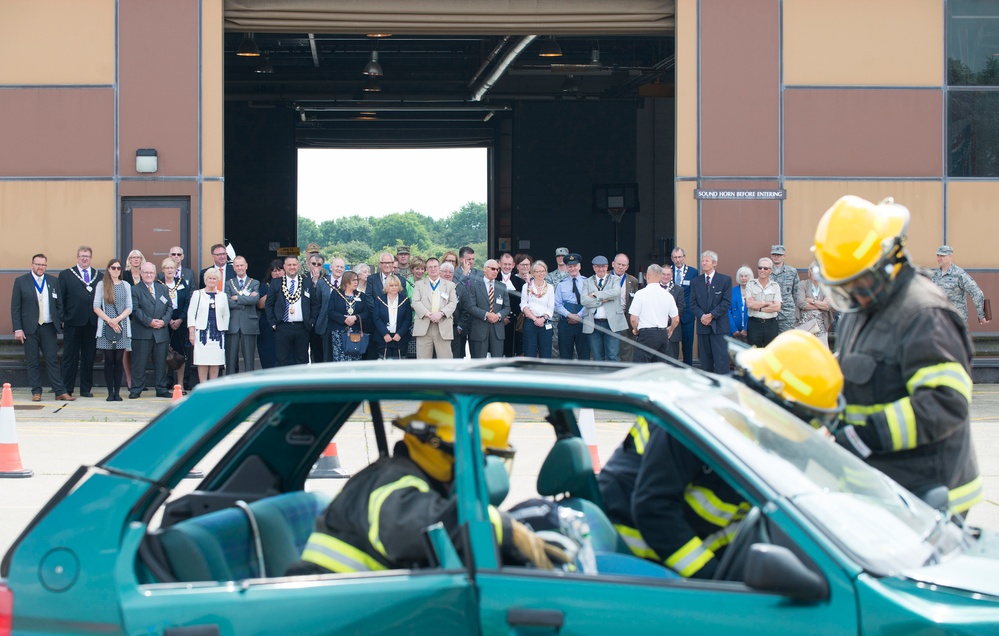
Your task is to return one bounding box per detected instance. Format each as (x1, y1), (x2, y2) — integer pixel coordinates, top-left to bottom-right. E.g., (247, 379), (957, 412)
(496, 297), (504, 306)
(177, 284), (185, 291)
(52, 293), (58, 298)
(159, 295), (168, 304)
(441, 293), (449, 300)
(304, 290), (311, 298)
(681, 280), (690, 286)
(545, 322), (552, 330)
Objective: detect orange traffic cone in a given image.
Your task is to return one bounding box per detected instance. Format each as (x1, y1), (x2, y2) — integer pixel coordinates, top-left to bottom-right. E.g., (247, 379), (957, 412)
(309, 441), (350, 479)
(0, 383), (32, 478)
(577, 408), (602, 473)
(172, 384), (183, 402)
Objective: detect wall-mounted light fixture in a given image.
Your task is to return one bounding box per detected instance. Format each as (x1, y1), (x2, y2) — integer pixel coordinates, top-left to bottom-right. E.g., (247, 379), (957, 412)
(136, 148), (158, 173)
(363, 50), (383, 76)
(236, 33), (260, 57)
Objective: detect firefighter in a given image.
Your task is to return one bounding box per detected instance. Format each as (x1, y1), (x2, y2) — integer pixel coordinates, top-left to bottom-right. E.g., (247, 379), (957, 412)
(598, 330), (846, 579)
(812, 194), (982, 515)
(287, 401), (567, 575)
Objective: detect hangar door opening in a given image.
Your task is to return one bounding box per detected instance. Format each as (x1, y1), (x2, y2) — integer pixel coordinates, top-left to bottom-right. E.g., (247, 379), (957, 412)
(221, 1), (676, 278)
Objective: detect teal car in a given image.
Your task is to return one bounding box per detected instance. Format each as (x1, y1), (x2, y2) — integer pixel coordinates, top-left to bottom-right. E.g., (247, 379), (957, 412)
(2, 359), (999, 635)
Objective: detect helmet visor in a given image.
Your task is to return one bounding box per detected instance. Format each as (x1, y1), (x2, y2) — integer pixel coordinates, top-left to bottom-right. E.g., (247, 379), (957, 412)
(820, 266), (892, 314)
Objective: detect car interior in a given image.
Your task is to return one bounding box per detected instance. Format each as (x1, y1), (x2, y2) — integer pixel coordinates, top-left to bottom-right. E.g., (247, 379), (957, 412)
(133, 390), (823, 597)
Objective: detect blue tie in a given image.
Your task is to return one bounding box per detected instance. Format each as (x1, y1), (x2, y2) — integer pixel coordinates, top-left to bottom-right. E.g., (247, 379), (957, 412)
(284, 278), (295, 321)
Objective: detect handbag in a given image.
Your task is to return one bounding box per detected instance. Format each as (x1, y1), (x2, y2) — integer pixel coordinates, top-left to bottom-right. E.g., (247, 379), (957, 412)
(795, 318), (822, 335)
(166, 346), (186, 370)
(105, 323), (124, 344)
(515, 313), (526, 332)
(343, 317), (370, 355)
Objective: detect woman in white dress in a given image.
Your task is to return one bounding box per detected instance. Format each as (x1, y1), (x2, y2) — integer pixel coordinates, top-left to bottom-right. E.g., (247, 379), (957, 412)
(187, 269), (230, 383)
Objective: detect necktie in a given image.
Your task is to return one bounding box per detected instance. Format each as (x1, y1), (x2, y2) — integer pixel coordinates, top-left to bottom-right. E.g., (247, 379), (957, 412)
(334, 278), (340, 289)
(597, 277), (605, 291)
(431, 280), (440, 313)
(35, 277), (44, 325)
(83, 268), (90, 284)
(284, 278), (295, 321)
(706, 274), (712, 287)
(148, 285), (155, 297)
(238, 278), (245, 290)
(572, 278), (581, 305)
(488, 282), (495, 312)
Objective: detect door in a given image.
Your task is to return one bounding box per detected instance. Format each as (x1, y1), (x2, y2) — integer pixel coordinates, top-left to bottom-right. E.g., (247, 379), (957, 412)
(121, 197), (190, 267)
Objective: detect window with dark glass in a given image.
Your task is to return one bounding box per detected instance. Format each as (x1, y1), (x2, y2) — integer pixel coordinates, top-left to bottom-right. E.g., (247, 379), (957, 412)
(948, 0), (999, 176)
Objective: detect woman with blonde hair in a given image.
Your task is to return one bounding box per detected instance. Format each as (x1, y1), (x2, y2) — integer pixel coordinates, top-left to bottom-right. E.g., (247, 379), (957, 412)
(93, 259), (132, 401)
(188, 268), (230, 383)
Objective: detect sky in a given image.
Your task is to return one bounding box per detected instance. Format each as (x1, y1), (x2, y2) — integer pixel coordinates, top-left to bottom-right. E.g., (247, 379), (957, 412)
(297, 148), (487, 222)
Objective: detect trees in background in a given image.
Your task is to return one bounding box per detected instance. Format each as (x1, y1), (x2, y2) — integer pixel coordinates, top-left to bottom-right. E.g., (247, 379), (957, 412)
(297, 201), (487, 267)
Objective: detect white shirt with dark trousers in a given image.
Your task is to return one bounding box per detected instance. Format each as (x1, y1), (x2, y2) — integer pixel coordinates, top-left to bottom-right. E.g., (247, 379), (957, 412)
(629, 284), (679, 363)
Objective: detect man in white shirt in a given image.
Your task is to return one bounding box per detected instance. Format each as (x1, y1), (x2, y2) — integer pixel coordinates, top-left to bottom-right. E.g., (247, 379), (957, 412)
(11, 254), (73, 401)
(628, 264), (679, 363)
(744, 257), (782, 347)
(413, 257), (459, 359)
(612, 253), (640, 362)
(583, 255), (626, 361)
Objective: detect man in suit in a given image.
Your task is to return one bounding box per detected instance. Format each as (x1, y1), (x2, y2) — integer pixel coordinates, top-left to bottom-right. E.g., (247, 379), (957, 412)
(582, 255), (627, 361)
(160, 246), (195, 289)
(312, 271), (335, 363)
(451, 246), (481, 358)
(671, 247), (699, 365)
(660, 266), (686, 359)
(129, 262), (173, 398)
(689, 250), (732, 375)
(553, 253), (591, 361)
(199, 243), (235, 290)
(264, 255), (320, 366)
(412, 257), (459, 359)
(58, 245), (102, 397)
(465, 259), (510, 358)
(225, 256), (260, 373)
(440, 262), (470, 358)
(11, 254), (74, 402)
(366, 252), (399, 301)
(611, 253), (641, 362)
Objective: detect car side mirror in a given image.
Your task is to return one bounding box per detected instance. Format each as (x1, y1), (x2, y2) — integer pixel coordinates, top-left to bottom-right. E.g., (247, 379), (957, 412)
(744, 544), (829, 602)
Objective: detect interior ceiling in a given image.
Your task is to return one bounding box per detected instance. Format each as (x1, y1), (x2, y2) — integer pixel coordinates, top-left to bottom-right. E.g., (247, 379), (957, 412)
(222, 2), (676, 144)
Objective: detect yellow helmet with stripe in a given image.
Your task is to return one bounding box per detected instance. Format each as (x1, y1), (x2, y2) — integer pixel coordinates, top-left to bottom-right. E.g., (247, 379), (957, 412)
(735, 331), (845, 428)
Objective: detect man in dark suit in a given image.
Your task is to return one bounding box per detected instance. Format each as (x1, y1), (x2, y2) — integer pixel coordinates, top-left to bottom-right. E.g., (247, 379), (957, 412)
(660, 266), (686, 359)
(264, 255), (320, 366)
(225, 256), (261, 373)
(689, 250), (732, 375)
(312, 273), (335, 363)
(671, 247), (699, 365)
(366, 252), (402, 301)
(11, 254), (74, 402)
(612, 253), (641, 362)
(129, 262), (174, 398)
(58, 245), (102, 397)
(465, 259), (510, 358)
(159, 245), (196, 289)
(199, 243), (235, 290)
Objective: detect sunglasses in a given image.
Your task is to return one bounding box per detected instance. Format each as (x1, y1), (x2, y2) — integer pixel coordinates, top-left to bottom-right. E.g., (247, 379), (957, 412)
(170, 252), (183, 256)
(485, 266), (499, 271)
(758, 266), (771, 270)
(109, 265), (121, 270)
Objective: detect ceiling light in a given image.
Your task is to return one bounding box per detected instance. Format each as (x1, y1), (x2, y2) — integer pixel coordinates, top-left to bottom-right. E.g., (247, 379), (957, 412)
(539, 37), (562, 58)
(561, 75), (580, 93)
(236, 33), (260, 57)
(363, 51), (383, 76)
(254, 57), (274, 74)
(363, 77), (382, 92)
(367, 32), (392, 38)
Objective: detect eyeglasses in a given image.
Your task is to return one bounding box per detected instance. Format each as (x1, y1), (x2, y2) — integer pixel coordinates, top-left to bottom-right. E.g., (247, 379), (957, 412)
(109, 265), (121, 270)
(485, 266), (499, 271)
(170, 252), (183, 256)
(758, 266), (771, 270)
(32, 262), (47, 267)
(213, 252), (226, 257)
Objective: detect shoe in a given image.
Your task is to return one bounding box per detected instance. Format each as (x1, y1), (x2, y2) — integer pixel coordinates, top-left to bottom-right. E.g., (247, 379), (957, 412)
(80, 392), (94, 398)
(113, 395), (123, 402)
(128, 393), (141, 400)
(31, 394), (41, 402)
(106, 395), (115, 402)
(55, 394), (76, 401)
(155, 392), (172, 398)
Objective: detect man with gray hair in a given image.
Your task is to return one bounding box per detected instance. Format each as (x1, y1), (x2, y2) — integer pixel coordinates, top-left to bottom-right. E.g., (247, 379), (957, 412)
(932, 245), (989, 325)
(628, 264), (679, 363)
(690, 250), (732, 374)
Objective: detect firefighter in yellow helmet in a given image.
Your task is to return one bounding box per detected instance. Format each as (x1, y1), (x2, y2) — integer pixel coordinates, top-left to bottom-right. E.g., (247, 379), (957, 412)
(599, 331), (846, 579)
(813, 195), (981, 515)
(288, 401), (567, 576)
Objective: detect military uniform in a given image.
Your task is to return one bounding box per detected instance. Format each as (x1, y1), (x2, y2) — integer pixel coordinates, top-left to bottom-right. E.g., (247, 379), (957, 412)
(598, 418), (748, 579)
(770, 262), (801, 333)
(931, 264), (986, 323)
(836, 266), (982, 514)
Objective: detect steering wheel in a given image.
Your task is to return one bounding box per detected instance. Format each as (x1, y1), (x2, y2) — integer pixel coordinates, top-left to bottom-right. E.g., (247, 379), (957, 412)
(712, 506), (769, 582)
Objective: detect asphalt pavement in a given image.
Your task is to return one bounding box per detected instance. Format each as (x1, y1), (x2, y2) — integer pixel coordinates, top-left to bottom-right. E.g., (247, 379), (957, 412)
(1, 383), (998, 558)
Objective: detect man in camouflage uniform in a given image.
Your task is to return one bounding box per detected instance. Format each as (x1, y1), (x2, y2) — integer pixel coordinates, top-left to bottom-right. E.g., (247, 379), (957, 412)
(545, 247), (571, 358)
(769, 244), (804, 334)
(932, 245), (989, 325)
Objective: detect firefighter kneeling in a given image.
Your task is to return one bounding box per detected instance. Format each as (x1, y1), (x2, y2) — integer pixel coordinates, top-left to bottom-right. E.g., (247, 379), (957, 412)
(598, 330), (844, 579)
(287, 401), (568, 576)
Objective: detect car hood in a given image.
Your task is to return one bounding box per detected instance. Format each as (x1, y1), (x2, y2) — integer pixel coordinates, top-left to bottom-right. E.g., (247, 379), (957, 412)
(901, 534), (999, 598)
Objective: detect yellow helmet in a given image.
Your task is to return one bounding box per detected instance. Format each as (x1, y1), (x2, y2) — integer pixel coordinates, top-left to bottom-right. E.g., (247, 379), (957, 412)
(395, 400), (515, 456)
(477, 402), (516, 458)
(812, 195), (909, 313)
(735, 330), (845, 429)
